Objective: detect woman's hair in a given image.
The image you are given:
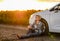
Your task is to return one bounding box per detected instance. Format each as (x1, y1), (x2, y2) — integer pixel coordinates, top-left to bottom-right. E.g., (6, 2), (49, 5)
(35, 15), (41, 22)
(36, 15), (41, 18)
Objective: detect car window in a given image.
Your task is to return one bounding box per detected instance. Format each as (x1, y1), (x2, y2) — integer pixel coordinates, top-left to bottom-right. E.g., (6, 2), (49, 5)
(50, 4), (60, 11)
(54, 6), (60, 10)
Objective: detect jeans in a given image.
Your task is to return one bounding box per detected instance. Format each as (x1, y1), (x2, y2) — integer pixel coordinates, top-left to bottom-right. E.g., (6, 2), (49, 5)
(19, 29), (43, 39)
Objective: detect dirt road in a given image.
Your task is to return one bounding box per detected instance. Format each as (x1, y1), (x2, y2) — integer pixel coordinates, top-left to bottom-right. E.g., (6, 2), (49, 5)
(0, 24), (60, 41)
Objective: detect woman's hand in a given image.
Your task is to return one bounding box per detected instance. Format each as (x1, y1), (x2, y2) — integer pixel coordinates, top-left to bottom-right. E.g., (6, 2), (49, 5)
(27, 25), (32, 29)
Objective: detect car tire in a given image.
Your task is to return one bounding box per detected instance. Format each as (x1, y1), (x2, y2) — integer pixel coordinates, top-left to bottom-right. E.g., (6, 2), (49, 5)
(41, 18), (49, 35)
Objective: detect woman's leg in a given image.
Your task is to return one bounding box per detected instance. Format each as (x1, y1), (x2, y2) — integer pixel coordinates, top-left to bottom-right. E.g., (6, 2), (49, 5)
(17, 32), (41, 39)
(17, 25), (42, 39)
(17, 29), (35, 39)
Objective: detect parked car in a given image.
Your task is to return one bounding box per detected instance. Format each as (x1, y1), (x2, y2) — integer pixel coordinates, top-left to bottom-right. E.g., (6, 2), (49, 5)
(29, 3), (60, 33)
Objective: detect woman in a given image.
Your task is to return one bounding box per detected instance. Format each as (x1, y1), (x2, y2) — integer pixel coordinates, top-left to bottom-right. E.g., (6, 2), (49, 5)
(17, 15), (45, 39)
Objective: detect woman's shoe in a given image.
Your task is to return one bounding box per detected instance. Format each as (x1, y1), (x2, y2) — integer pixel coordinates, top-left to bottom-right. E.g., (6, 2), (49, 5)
(17, 34), (21, 39)
(17, 34), (24, 39)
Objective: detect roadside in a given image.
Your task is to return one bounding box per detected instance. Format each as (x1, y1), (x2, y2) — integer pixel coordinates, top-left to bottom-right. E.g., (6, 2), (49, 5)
(0, 24), (28, 30)
(0, 24), (60, 41)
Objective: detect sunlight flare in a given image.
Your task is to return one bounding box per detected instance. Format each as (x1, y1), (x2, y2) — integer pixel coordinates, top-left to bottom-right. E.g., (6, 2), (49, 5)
(0, 0), (59, 10)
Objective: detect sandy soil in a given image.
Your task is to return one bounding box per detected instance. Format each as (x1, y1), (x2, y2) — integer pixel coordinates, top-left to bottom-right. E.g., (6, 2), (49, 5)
(0, 24), (60, 41)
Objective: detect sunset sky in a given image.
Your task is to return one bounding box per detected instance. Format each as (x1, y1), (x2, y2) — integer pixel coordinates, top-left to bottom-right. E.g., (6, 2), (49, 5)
(0, 0), (59, 10)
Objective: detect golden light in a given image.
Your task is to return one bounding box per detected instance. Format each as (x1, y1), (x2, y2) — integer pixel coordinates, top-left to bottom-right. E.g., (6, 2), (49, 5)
(0, 0), (59, 10)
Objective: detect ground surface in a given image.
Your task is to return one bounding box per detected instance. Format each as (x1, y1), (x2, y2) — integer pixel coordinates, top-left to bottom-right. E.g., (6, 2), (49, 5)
(0, 24), (60, 41)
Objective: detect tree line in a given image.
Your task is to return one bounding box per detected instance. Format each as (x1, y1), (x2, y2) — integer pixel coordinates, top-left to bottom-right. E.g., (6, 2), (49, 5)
(0, 10), (42, 25)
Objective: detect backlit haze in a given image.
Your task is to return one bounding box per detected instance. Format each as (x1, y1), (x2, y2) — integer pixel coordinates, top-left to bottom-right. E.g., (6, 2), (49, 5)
(0, 0), (59, 11)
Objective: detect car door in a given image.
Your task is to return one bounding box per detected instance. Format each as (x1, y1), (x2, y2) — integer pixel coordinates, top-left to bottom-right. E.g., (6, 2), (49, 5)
(50, 11), (60, 32)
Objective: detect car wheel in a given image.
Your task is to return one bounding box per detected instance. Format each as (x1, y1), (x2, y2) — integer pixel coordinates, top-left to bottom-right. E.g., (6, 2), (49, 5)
(41, 18), (49, 35)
